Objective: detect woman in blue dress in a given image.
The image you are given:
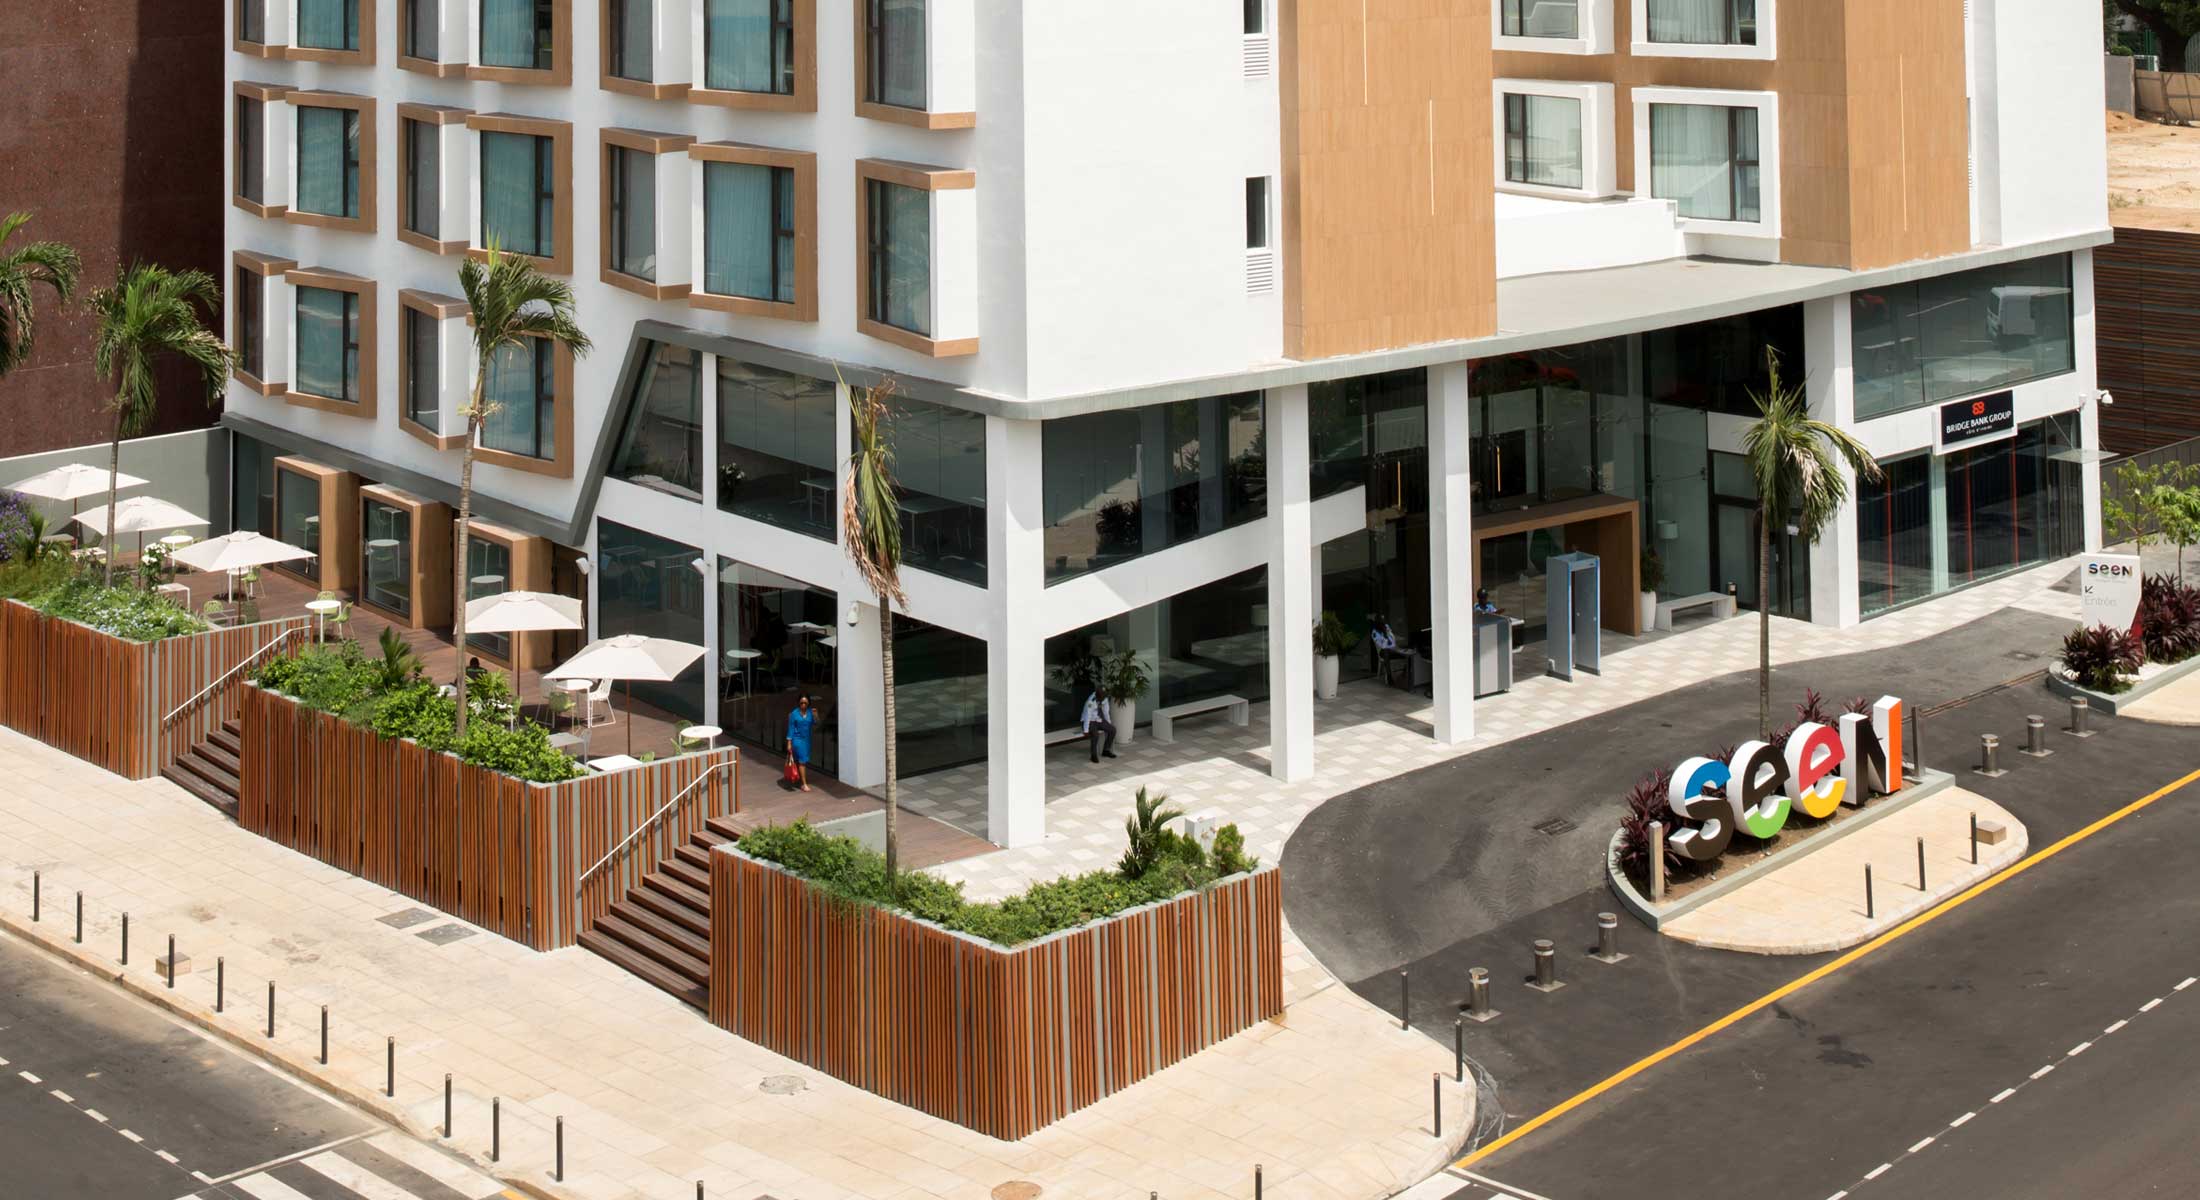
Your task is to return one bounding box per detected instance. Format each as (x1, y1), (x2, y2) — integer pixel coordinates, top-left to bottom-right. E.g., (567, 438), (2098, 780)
(785, 694), (816, 792)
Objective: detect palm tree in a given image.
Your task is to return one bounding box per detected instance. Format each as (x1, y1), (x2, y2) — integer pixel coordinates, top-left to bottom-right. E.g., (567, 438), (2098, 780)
(0, 212), (82, 380)
(451, 244), (590, 736)
(1741, 349), (1880, 739)
(87, 264), (230, 586)
(841, 374), (910, 877)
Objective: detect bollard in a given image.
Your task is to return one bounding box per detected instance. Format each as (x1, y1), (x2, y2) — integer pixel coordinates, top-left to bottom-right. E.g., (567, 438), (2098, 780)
(1453, 1017), (1464, 1083)
(31, 871), (37, 922)
(1432, 1072), (1442, 1138)
(1256, 1164), (1263, 1200)
(1399, 969), (1410, 1030)
(266, 982), (275, 1038)
(1649, 822), (1666, 903)
(216, 957), (225, 1013)
(1592, 911), (1626, 963)
(386, 1037), (395, 1098)
(1528, 939), (1563, 992)
(121, 912), (129, 966)
(698, 1182), (705, 1200)
(1865, 864), (1874, 920)
(491, 1097), (501, 1161)
(74, 891), (82, 944)
(2068, 694), (2094, 738)
(1971, 812), (1979, 865)
(554, 1116), (564, 1182)
(1975, 733), (2003, 777)
(319, 1006), (328, 1065)
(2022, 714), (2051, 758)
(1917, 837), (1927, 891)
(1465, 967), (1498, 1022)
(443, 1073), (452, 1138)
(1910, 707), (1924, 775)
(165, 935), (174, 989)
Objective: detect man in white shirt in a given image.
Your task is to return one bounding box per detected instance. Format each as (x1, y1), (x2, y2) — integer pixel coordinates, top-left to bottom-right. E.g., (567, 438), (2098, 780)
(1080, 690), (1118, 763)
(1370, 620), (1408, 686)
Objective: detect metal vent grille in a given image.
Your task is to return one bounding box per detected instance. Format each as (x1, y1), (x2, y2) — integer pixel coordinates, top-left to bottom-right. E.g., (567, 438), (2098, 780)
(1243, 35), (1272, 79)
(1245, 249), (1276, 295)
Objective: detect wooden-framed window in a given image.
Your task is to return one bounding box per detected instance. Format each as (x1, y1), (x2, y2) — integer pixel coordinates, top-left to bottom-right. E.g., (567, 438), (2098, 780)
(472, 333), (574, 477)
(280, 267), (378, 419)
(600, 128), (695, 300)
(600, 0), (691, 99)
(397, 289), (469, 449)
(853, 0), (972, 129)
(854, 158), (974, 356)
(472, 0), (572, 85)
(290, 0), (376, 65)
(467, 113), (574, 275)
(286, 92), (377, 235)
(399, 0), (468, 76)
(693, 0), (814, 112)
(231, 250), (296, 394)
(691, 141), (815, 322)
(397, 103), (469, 253)
(233, 82), (288, 217)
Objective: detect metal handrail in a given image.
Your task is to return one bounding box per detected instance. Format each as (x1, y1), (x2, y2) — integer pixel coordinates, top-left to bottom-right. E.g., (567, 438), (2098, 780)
(575, 756), (737, 893)
(162, 626), (305, 727)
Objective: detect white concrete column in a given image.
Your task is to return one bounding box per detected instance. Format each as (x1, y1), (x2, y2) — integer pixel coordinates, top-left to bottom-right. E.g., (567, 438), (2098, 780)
(1265, 386), (1314, 782)
(1804, 295), (1863, 628)
(986, 415), (1048, 847)
(700, 354), (721, 727)
(2074, 247), (2105, 550)
(836, 597), (888, 787)
(1427, 363), (1476, 745)
(1928, 458), (1951, 593)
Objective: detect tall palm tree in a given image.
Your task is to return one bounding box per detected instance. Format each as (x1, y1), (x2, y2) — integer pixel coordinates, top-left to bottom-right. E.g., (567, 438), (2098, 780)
(87, 264), (230, 586)
(451, 244), (590, 736)
(841, 374), (910, 877)
(1741, 349), (1880, 738)
(0, 212), (82, 380)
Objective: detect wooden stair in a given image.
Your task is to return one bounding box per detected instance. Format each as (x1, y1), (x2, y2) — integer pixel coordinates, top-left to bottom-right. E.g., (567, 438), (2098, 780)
(162, 720), (242, 819)
(577, 815), (750, 1010)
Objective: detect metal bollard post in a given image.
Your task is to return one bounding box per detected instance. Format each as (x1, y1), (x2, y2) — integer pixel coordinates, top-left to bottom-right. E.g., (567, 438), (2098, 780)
(216, 957), (224, 1013)
(1975, 733), (2003, 777)
(491, 1097), (501, 1161)
(554, 1116), (564, 1182)
(1465, 967), (1498, 1022)
(443, 1073), (452, 1138)
(31, 871), (38, 922)
(1917, 837), (1927, 891)
(1865, 864), (1874, 920)
(1432, 1072), (1442, 1138)
(1592, 911), (1626, 963)
(1971, 813), (1979, 865)
(165, 935), (174, 989)
(1256, 1164), (1263, 1200)
(2022, 714), (2050, 758)
(266, 982), (275, 1038)
(74, 892), (82, 944)
(2068, 694), (2094, 738)
(1649, 821), (1666, 903)
(319, 1006), (328, 1064)
(1453, 1017), (1464, 1083)
(386, 1037), (395, 1098)
(1909, 706), (1923, 775)
(698, 1182), (705, 1200)
(1529, 939), (1563, 992)
(1398, 969), (1409, 1030)
(121, 912), (129, 965)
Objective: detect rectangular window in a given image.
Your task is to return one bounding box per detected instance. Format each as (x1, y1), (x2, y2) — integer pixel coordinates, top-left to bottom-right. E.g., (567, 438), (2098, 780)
(609, 0), (652, 80)
(236, 97), (264, 203)
(276, 468), (322, 579)
(294, 286), (360, 403)
(406, 0), (441, 58)
(238, 0), (267, 44)
(403, 119), (440, 238)
(1645, 0), (1755, 45)
(361, 498), (414, 618)
(236, 267), (264, 379)
(608, 146), (657, 281)
(479, 338), (556, 460)
(595, 520), (706, 719)
(1503, 93), (1585, 189)
(297, 0), (361, 50)
(1245, 177), (1270, 250)
(713, 355), (835, 538)
(481, 131), (556, 258)
(1502, 0), (1579, 36)
(481, 0), (554, 70)
(885, 396), (988, 582)
(466, 537), (514, 659)
(705, 0), (796, 94)
(1648, 103), (1757, 222)
(705, 161), (795, 302)
(404, 307), (439, 428)
(866, 178), (930, 335)
(296, 107), (362, 220)
(613, 341), (704, 498)
(1042, 393), (1266, 584)
(1244, 0), (1264, 34)
(865, 0), (926, 110)
(1852, 254), (2077, 419)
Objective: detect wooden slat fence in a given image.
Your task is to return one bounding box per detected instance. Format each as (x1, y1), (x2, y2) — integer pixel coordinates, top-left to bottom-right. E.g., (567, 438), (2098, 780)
(2096, 227), (2200, 455)
(709, 847), (1284, 1140)
(0, 600), (311, 779)
(236, 684), (737, 950)
(153, 617), (314, 771)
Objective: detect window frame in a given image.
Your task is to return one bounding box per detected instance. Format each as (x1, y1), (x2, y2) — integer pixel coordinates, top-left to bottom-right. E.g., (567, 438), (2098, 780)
(396, 103), (469, 254)
(280, 266), (378, 419)
(466, 112), (574, 275)
(235, 0), (273, 53)
(470, 0), (571, 85)
(1631, 85), (1779, 240)
(1492, 79), (1615, 200)
(853, 0), (973, 129)
(472, 333), (572, 476)
(691, 0), (816, 112)
(1629, 0), (1774, 61)
(398, 289), (468, 449)
(1492, 0), (1613, 54)
(231, 251), (295, 394)
(1245, 176), (1271, 251)
(287, 0), (376, 65)
(232, 83), (287, 217)
(285, 91), (377, 235)
(854, 158), (975, 356)
(689, 140), (816, 322)
(399, 0), (467, 76)
(599, 129), (694, 300)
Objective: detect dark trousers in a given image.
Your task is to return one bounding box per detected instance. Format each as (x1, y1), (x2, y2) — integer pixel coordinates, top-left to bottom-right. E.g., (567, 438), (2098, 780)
(1086, 720), (1117, 762)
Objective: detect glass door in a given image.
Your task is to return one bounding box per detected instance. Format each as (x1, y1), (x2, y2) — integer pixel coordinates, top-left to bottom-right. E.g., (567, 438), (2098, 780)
(1645, 403), (1710, 597)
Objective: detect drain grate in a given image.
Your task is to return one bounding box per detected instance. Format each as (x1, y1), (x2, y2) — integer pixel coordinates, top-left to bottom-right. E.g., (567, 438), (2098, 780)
(1532, 817), (1577, 837)
(2005, 650), (2041, 662)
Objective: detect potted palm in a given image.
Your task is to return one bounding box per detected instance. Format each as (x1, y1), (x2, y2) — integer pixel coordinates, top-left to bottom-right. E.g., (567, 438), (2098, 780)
(1095, 649), (1152, 745)
(1312, 610), (1356, 700)
(1639, 548), (1665, 632)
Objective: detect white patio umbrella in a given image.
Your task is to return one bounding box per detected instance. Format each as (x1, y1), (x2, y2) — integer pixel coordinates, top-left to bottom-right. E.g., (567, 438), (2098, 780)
(71, 497), (208, 568)
(171, 530), (314, 604)
(463, 590), (584, 633)
(546, 634), (707, 756)
(6, 463), (148, 519)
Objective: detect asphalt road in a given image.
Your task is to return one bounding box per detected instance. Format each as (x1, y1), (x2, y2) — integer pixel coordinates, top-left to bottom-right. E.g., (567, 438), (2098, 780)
(0, 934), (504, 1200)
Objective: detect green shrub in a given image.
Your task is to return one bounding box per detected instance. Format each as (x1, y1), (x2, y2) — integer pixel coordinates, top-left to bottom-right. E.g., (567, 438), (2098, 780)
(0, 554), (76, 601)
(34, 575), (209, 641)
(456, 719), (587, 783)
(1118, 786), (1185, 879)
(255, 640), (381, 718)
(1211, 823), (1257, 876)
(2062, 623), (2144, 693)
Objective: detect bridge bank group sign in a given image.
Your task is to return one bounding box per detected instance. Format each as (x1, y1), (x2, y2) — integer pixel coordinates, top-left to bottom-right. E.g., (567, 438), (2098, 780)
(1665, 696), (1906, 863)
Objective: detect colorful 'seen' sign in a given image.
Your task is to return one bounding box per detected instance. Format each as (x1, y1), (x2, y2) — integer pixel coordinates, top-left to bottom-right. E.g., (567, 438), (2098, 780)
(1666, 696), (1905, 862)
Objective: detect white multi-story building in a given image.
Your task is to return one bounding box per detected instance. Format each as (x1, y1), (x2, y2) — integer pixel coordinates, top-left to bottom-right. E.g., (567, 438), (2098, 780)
(223, 0), (2109, 847)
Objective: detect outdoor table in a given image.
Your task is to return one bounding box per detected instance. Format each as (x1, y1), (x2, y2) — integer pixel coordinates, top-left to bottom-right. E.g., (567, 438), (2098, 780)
(680, 725), (722, 751)
(724, 647), (760, 699)
(556, 677), (593, 731)
(587, 754), (643, 772)
(546, 732), (583, 753)
(154, 582), (190, 609)
(305, 597), (340, 641)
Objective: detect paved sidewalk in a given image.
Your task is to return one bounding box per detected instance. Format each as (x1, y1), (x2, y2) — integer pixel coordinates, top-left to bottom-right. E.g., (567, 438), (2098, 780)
(2123, 668), (2200, 725)
(1661, 787), (2029, 955)
(0, 725), (1469, 1200)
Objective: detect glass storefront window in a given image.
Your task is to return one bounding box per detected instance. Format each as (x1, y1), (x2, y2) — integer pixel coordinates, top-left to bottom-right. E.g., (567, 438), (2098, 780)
(275, 468), (321, 580)
(1852, 254), (2076, 420)
(1642, 303), (1802, 418)
(465, 536), (513, 661)
(1469, 337), (1631, 515)
(893, 613), (987, 776)
(612, 341), (704, 499)
(717, 557), (838, 775)
(598, 520), (707, 723)
(1312, 370), (1430, 650)
(1041, 392), (1264, 584)
(1042, 566), (1272, 731)
(887, 397), (987, 584)
(716, 357), (836, 540)
(232, 435), (279, 536)
(361, 499), (412, 617)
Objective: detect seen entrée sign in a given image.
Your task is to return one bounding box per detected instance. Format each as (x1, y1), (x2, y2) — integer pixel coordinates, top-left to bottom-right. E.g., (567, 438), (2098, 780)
(1936, 390), (2016, 454)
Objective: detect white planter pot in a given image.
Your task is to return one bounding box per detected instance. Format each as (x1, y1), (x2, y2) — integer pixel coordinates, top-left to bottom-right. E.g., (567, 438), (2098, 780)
(1115, 697), (1137, 745)
(1315, 654), (1341, 699)
(1639, 591), (1658, 632)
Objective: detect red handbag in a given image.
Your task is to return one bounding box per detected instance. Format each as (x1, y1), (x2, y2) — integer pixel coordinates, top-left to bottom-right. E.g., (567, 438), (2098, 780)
(783, 759), (801, 785)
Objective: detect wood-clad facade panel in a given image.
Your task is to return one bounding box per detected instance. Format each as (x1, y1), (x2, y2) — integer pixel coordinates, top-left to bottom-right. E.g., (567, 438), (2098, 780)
(2097, 227), (2200, 454)
(708, 848), (1283, 1140)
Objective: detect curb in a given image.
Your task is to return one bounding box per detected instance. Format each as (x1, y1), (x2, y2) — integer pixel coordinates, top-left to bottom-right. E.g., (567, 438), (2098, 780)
(0, 907), (568, 1200)
(2044, 652), (2200, 716)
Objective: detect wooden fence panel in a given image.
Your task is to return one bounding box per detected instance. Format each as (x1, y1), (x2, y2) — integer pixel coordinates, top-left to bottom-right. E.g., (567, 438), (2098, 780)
(707, 848), (1284, 1140)
(2097, 227), (2200, 455)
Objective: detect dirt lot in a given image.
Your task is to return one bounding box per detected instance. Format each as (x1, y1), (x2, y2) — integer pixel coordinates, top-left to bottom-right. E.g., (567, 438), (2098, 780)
(2109, 109), (2200, 232)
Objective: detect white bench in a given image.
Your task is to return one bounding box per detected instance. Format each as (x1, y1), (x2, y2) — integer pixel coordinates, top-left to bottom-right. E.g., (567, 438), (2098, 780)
(1044, 727), (1087, 747)
(1150, 694), (1250, 743)
(1655, 591), (1737, 631)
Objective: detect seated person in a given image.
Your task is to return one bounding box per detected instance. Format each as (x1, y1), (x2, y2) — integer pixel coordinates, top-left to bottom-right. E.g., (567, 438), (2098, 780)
(1474, 589), (1500, 615)
(1369, 617), (1410, 685)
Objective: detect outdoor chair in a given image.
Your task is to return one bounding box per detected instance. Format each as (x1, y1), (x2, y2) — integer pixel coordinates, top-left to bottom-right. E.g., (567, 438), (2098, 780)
(546, 687), (577, 731)
(200, 599), (227, 627)
(328, 601), (353, 641)
(240, 567), (259, 599)
(583, 677), (615, 727)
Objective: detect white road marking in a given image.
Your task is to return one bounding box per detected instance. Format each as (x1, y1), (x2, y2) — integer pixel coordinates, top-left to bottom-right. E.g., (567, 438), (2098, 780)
(2142, 997), (2163, 1012)
(119, 1128), (143, 1143)
(84, 1109), (106, 1122)
(2068, 1041), (2092, 1056)
(1908, 1137), (1935, 1153)
(198, 1131), (375, 1187)
(365, 1130), (503, 1195)
(0, 1055), (9, 1065)
(1991, 1088), (2017, 1103)
(2178, 977), (2196, 991)
(192, 1170), (213, 1184)
(2030, 1064), (2055, 1080)
(18, 1070), (41, 1083)
(154, 1149), (179, 1164)
(230, 1173), (318, 1200)
(2105, 1019), (2128, 1034)
(299, 1149), (423, 1200)
(49, 1088), (73, 1102)
(1865, 1163), (1892, 1180)
(1826, 1192), (1849, 1200)
(1950, 1111), (1976, 1128)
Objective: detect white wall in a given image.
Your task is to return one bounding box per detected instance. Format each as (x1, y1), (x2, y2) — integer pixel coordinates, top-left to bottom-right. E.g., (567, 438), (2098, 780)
(1984, 0), (2110, 247)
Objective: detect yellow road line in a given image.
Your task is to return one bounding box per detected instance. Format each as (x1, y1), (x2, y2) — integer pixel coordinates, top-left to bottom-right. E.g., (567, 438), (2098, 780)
(1457, 764), (2200, 1169)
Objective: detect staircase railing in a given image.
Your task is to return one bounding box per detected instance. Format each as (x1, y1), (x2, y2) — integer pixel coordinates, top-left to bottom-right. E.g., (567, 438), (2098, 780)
(575, 756), (738, 899)
(163, 626), (304, 728)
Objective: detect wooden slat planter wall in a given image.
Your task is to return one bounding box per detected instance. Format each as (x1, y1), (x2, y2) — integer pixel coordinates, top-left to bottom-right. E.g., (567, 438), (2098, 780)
(708, 847), (1284, 1140)
(236, 684), (737, 950)
(0, 600), (311, 779)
